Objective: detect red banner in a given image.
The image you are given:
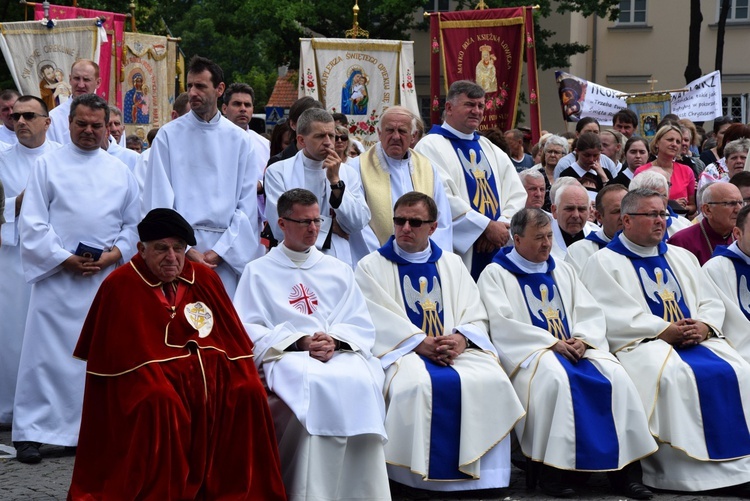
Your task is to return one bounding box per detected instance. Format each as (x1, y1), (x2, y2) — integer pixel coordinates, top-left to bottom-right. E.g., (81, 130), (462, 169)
(35, 4), (126, 106)
(524, 7), (541, 145)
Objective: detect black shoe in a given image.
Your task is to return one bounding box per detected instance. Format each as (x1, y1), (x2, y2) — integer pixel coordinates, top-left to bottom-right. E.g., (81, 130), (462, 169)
(538, 478), (576, 498)
(13, 441), (42, 464)
(618, 481), (653, 500)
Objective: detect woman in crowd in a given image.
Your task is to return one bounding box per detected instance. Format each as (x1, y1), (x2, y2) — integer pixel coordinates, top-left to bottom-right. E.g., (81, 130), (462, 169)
(334, 125), (351, 163)
(699, 116), (733, 166)
(678, 124), (705, 178)
(600, 129), (624, 173)
(269, 119), (292, 157)
(698, 123), (750, 190)
(609, 136), (649, 188)
(534, 135), (568, 211)
(634, 124), (696, 216)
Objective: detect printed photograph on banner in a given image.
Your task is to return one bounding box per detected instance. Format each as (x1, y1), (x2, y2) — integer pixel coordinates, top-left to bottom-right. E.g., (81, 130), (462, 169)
(38, 61), (71, 111)
(556, 73), (587, 122)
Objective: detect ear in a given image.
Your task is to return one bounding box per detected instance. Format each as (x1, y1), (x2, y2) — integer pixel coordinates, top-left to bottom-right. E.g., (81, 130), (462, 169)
(551, 204), (558, 219)
(733, 226), (742, 242)
(427, 221), (438, 236)
(216, 82), (226, 98)
(221, 104), (227, 114)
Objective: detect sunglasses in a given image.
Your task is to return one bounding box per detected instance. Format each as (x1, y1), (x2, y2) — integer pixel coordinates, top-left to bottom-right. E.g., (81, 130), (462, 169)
(10, 112), (48, 121)
(393, 217), (435, 227)
(335, 135), (349, 142)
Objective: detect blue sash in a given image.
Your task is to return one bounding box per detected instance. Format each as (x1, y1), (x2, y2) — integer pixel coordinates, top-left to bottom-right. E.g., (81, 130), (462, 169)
(609, 236), (750, 459)
(493, 248), (620, 469)
(379, 236), (468, 479)
(584, 231), (609, 250)
(713, 245), (750, 321)
(429, 125), (501, 279)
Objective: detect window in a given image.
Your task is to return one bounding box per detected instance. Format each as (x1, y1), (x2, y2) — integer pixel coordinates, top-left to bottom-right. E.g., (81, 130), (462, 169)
(722, 94), (748, 123)
(720, 0), (750, 22)
(424, 0), (450, 13)
(618, 0), (646, 25)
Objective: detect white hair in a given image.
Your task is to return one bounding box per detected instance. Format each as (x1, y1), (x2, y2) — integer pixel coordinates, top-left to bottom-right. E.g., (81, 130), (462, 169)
(519, 168), (545, 185)
(551, 177), (586, 206)
(630, 170), (669, 196)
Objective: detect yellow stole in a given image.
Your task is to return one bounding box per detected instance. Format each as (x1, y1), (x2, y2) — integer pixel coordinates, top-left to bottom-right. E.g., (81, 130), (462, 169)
(360, 146), (434, 245)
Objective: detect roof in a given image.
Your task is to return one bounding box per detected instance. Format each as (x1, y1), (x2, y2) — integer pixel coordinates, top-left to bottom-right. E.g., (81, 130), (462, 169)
(265, 71), (299, 109)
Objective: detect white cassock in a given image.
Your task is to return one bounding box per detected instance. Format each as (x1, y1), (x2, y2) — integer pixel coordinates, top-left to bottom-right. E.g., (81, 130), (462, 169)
(415, 123), (526, 276)
(478, 248), (656, 472)
(581, 235), (750, 491)
(550, 218), (598, 261)
(347, 144), (453, 266)
(234, 245), (390, 501)
(565, 228), (611, 275)
(247, 128), (270, 222)
(133, 147), (151, 194)
(14, 144), (140, 446)
(47, 97), (72, 145)
(106, 136), (139, 172)
(0, 125), (18, 145)
(355, 239), (524, 490)
(704, 242), (750, 363)
(264, 150), (371, 268)
(142, 110), (262, 297)
(0, 139), (62, 424)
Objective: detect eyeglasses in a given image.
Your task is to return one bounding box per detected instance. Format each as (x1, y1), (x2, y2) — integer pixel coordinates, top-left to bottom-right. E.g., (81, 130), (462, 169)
(393, 217), (435, 227)
(627, 212), (668, 220)
(10, 112), (48, 121)
(282, 216), (323, 227)
(335, 135), (349, 142)
(706, 200), (744, 207)
(545, 150), (564, 156)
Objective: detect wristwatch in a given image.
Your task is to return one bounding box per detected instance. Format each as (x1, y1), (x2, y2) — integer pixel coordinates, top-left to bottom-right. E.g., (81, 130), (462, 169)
(330, 180), (345, 191)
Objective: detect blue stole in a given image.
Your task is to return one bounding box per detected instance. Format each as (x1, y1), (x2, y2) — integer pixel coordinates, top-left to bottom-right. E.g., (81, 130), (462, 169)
(492, 248), (620, 469)
(713, 245), (750, 321)
(429, 125), (501, 280)
(378, 237), (469, 479)
(584, 231), (610, 250)
(663, 205), (678, 242)
(608, 236), (750, 459)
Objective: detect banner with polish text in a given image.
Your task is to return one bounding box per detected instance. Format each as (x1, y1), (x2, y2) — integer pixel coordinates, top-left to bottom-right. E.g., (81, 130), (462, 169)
(299, 38), (419, 148)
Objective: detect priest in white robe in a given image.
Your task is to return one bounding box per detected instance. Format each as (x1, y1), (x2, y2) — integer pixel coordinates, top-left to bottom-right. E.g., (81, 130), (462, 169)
(347, 106), (452, 265)
(478, 208), (657, 498)
(581, 188), (750, 494)
(414, 80), (525, 280)
(355, 192), (524, 492)
(234, 188), (390, 501)
(47, 60), (101, 145)
(566, 184), (628, 274)
(548, 179), (598, 261)
(142, 56), (262, 297)
(0, 96), (61, 425)
(264, 108), (370, 268)
(13, 94), (139, 463)
(704, 204), (750, 363)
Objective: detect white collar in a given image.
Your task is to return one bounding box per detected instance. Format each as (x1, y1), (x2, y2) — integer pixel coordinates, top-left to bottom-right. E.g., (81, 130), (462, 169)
(728, 241), (750, 265)
(393, 240), (432, 263)
(620, 234), (659, 257)
(507, 248), (549, 273)
(440, 122), (475, 140)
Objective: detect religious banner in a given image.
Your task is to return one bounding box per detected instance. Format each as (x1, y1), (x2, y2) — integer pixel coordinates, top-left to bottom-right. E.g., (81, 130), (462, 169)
(555, 70), (724, 125)
(33, 4), (126, 105)
(299, 38), (419, 147)
(626, 94), (672, 139)
(0, 19), (100, 110)
(429, 7), (538, 138)
(121, 32), (172, 144)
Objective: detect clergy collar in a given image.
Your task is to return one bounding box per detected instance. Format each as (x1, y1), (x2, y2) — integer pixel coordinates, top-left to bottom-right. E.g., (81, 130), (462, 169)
(492, 246), (554, 274)
(378, 235), (442, 264)
(507, 247), (549, 273)
(280, 242), (313, 266)
(129, 252), (195, 288)
(440, 122), (476, 140)
(722, 241), (750, 265)
(376, 143), (411, 171)
(393, 239), (432, 263)
(703, 217), (734, 241)
(613, 233), (662, 257)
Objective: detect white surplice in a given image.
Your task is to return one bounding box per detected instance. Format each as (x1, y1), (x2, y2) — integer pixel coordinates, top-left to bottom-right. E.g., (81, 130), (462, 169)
(0, 125), (18, 145)
(355, 242), (524, 490)
(47, 97), (72, 145)
(704, 242), (750, 363)
(106, 136), (139, 172)
(14, 144), (140, 446)
(347, 145), (453, 265)
(550, 218), (598, 261)
(565, 228), (610, 275)
(142, 110), (262, 296)
(0, 139), (61, 424)
(234, 245), (390, 501)
(246, 128), (270, 222)
(264, 150), (371, 267)
(415, 125), (526, 272)
(478, 251), (656, 471)
(581, 236), (750, 491)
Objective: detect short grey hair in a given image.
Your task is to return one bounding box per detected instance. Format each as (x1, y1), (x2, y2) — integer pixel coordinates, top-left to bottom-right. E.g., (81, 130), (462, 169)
(510, 208), (551, 237)
(296, 108), (333, 136)
(630, 170), (669, 195)
(551, 177), (585, 206)
(724, 138), (750, 159)
(621, 188), (662, 216)
(380, 106), (417, 134)
(519, 168), (545, 186)
(700, 181), (725, 205)
(108, 105), (123, 119)
(447, 80), (485, 103)
(543, 135), (569, 155)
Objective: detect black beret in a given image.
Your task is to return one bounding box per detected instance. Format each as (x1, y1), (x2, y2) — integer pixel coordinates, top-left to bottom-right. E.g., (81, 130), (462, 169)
(138, 208), (196, 246)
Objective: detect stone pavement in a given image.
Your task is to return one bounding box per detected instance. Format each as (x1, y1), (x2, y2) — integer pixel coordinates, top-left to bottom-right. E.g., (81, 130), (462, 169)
(0, 427), (740, 500)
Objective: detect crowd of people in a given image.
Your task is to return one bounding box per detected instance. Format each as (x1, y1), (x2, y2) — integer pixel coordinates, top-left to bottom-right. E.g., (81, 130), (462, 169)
(2, 54), (750, 500)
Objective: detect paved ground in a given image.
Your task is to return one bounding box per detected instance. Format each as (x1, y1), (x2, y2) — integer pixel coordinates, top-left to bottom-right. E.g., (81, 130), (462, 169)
(0, 427), (741, 500)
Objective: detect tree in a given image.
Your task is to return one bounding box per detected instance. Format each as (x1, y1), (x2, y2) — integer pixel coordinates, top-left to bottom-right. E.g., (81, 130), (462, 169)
(715, 0), (731, 73)
(684, 0), (703, 84)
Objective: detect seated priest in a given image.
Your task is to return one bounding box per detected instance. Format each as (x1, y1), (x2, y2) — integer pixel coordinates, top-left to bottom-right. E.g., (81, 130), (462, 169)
(581, 188), (750, 494)
(477, 207), (657, 499)
(69, 208), (286, 500)
(355, 191), (525, 492)
(234, 188), (390, 501)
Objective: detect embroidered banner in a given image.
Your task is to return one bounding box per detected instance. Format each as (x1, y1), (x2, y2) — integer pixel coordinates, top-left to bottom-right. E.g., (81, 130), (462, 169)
(0, 19), (100, 110)
(298, 38), (419, 147)
(429, 7), (540, 140)
(33, 4), (126, 105)
(626, 93), (672, 139)
(121, 32), (173, 143)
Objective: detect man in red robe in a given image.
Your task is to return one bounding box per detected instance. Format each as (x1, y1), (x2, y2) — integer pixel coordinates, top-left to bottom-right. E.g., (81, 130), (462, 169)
(68, 208), (286, 500)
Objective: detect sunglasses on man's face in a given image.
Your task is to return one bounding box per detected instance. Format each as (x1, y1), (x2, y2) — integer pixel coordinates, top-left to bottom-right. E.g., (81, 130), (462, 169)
(393, 217), (435, 228)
